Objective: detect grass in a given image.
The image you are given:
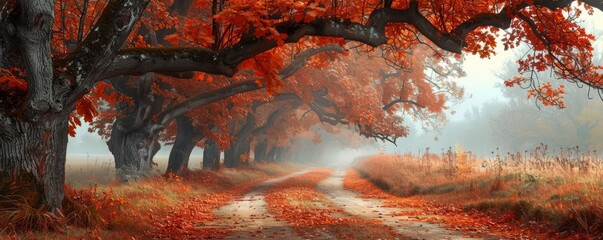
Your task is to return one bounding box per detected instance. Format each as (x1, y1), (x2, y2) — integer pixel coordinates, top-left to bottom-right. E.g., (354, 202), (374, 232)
(354, 150), (603, 236)
(64, 155), (205, 187)
(1, 155), (300, 239)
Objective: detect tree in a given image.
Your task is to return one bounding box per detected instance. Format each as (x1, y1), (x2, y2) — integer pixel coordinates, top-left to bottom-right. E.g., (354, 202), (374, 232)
(1, 0), (602, 211)
(491, 56), (603, 152)
(93, 44), (344, 179)
(198, 41), (464, 168)
(238, 44), (465, 165)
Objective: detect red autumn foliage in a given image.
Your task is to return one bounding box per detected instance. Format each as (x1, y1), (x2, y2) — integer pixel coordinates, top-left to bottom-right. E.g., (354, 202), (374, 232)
(4, 0), (603, 237)
(0, 68), (26, 93)
(265, 169), (399, 239)
(0, 68), (27, 110)
(146, 170), (292, 239)
(63, 185), (129, 229)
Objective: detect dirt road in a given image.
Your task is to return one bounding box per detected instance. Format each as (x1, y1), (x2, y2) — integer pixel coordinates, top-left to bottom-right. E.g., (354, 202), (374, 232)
(201, 170), (309, 239)
(206, 168), (500, 239)
(318, 169), (487, 240)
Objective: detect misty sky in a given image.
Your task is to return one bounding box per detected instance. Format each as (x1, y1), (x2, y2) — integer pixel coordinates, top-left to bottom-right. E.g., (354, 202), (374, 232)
(67, 10), (603, 159)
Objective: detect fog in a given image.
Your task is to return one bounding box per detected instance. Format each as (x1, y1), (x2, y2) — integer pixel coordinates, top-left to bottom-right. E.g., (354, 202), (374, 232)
(287, 128), (381, 168)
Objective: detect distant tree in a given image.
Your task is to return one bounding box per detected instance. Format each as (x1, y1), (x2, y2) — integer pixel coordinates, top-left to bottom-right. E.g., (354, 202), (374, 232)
(491, 56), (603, 152)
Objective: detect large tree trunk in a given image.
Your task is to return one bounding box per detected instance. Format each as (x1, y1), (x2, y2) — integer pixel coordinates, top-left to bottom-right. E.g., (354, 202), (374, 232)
(275, 147), (289, 162)
(239, 137), (251, 166)
(107, 119), (160, 182)
(223, 144), (239, 168)
(254, 140), (268, 162)
(223, 115), (255, 168)
(203, 138), (220, 170)
(0, 113), (70, 212)
(0, 0), (69, 212)
(166, 116), (202, 174)
(266, 147), (278, 163)
(223, 137), (252, 167)
(1, 0), (151, 212)
(107, 74), (162, 181)
(111, 0), (195, 178)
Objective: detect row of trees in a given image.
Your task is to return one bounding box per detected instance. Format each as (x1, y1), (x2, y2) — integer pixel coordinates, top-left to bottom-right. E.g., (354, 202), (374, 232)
(87, 42), (463, 181)
(1, 0), (602, 212)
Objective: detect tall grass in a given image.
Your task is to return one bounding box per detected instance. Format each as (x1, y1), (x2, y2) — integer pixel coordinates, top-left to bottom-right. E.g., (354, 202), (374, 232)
(64, 154), (208, 187)
(355, 145), (603, 234)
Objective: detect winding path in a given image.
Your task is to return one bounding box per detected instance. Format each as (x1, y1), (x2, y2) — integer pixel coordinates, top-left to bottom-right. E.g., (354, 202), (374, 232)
(201, 170), (309, 239)
(205, 168), (502, 239)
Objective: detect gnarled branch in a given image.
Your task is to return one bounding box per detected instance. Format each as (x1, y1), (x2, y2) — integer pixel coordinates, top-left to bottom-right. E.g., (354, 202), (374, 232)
(383, 99), (425, 111)
(94, 0), (601, 83)
(156, 44), (344, 126)
(64, 0), (150, 106)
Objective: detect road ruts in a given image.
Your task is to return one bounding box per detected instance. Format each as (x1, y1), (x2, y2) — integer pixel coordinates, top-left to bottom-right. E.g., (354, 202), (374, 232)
(317, 169), (497, 240)
(200, 170), (310, 239)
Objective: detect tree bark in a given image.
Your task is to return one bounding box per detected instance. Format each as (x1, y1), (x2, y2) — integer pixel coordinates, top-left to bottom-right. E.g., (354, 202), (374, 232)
(266, 147), (278, 163)
(202, 138), (220, 170)
(0, 0), (150, 211)
(254, 140), (268, 162)
(166, 116), (202, 174)
(0, 0), (69, 212)
(223, 138), (251, 168)
(107, 74), (163, 181)
(223, 144), (238, 168)
(238, 137), (251, 166)
(275, 147), (289, 162)
(0, 113), (70, 212)
(110, 0), (196, 177)
(17, 0), (55, 115)
(223, 115), (255, 168)
(108, 120), (161, 182)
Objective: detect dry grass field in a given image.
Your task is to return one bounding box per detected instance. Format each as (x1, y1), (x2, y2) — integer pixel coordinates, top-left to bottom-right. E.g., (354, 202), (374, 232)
(64, 154), (206, 187)
(354, 147), (603, 235)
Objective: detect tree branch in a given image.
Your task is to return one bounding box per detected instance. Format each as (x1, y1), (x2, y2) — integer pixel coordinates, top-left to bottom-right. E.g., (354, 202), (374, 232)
(101, 48), (237, 79)
(583, 0), (603, 11)
(63, 0), (150, 106)
(356, 124), (398, 145)
(383, 99), (425, 111)
(379, 70), (402, 82)
(250, 93), (301, 111)
(17, 0), (55, 114)
(308, 101), (348, 125)
(156, 44), (343, 126)
(251, 107), (286, 136)
(96, 0), (601, 82)
(236, 114), (255, 140)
